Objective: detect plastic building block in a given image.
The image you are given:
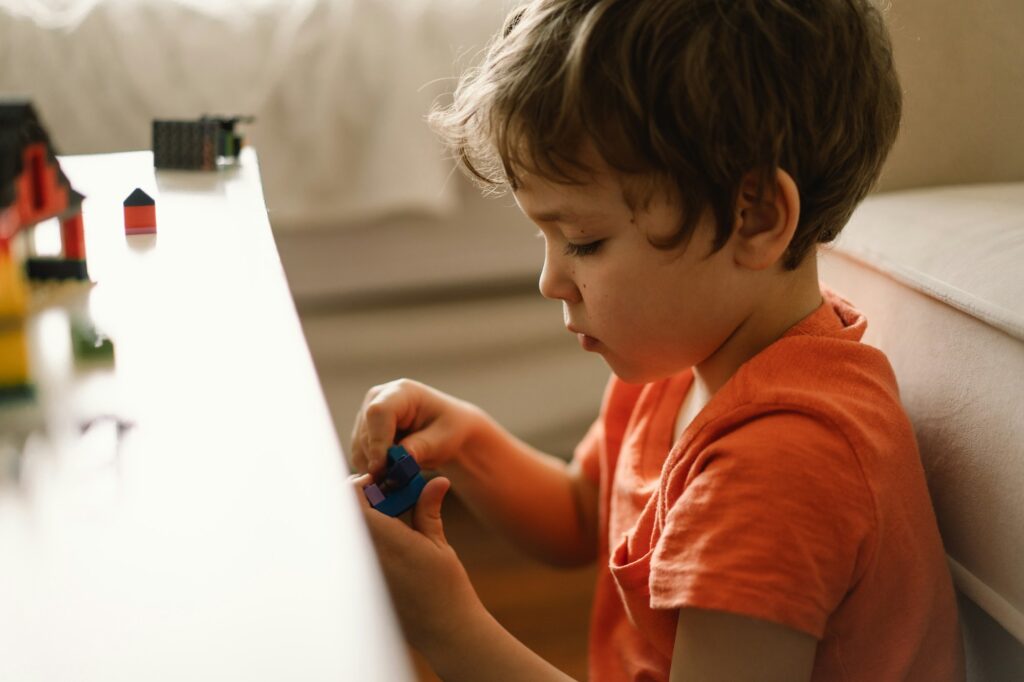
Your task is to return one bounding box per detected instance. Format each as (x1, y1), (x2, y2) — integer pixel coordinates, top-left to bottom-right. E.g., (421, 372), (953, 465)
(0, 383), (33, 403)
(385, 452), (421, 489)
(363, 484), (386, 507)
(152, 115), (253, 170)
(373, 475), (427, 517)
(60, 197), (86, 259)
(123, 188), (156, 235)
(362, 444), (427, 517)
(0, 248), (27, 320)
(70, 318), (114, 363)
(26, 257), (89, 281)
(0, 325), (31, 401)
(152, 119), (218, 170)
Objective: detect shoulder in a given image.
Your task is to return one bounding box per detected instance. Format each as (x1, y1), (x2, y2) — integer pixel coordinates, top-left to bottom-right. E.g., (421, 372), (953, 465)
(674, 409), (873, 506)
(747, 334), (898, 399)
(701, 332), (915, 467)
(659, 407), (879, 574)
(652, 410), (878, 636)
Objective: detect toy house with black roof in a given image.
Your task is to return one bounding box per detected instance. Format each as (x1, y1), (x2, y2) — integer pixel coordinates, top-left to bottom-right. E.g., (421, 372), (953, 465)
(0, 100), (88, 397)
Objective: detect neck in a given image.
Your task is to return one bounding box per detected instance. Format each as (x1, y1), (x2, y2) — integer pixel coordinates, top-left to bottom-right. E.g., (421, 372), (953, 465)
(693, 257), (823, 397)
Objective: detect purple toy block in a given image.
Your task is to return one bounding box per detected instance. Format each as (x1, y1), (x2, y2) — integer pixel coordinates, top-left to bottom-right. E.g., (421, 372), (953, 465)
(363, 484), (385, 507)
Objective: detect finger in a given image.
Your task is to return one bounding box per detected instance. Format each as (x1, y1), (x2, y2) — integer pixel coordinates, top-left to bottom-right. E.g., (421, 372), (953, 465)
(348, 412), (368, 473)
(349, 384), (386, 473)
(363, 401), (401, 477)
(349, 472), (375, 510)
(412, 476), (451, 548)
(397, 432), (436, 469)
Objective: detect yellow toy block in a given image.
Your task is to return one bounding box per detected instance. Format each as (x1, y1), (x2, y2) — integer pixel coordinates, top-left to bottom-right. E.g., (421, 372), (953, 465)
(0, 325), (29, 387)
(0, 251), (27, 321)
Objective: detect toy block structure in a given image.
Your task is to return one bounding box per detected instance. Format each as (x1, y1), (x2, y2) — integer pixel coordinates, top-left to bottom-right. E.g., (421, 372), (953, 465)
(363, 445), (427, 517)
(25, 187), (89, 279)
(0, 99), (90, 399)
(123, 188), (156, 235)
(0, 325), (31, 401)
(70, 317), (114, 363)
(152, 115), (253, 170)
(0, 101), (89, 284)
(0, 237), (26, 321)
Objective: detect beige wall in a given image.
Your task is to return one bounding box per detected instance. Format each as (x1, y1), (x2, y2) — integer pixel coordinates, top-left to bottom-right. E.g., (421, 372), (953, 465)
(878, 0), (1024, 191)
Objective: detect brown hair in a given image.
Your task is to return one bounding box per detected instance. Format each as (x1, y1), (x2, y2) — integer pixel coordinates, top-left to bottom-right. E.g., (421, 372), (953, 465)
(429, 0), (902, 269)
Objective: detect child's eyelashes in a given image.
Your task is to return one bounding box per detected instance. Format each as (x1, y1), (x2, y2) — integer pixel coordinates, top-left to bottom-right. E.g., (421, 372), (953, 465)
(533, 228), (603, 257)
(563, 240), (604, 257)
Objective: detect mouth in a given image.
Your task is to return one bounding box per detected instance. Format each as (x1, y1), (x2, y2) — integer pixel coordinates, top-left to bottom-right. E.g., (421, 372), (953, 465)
(567, 326), (600, 351)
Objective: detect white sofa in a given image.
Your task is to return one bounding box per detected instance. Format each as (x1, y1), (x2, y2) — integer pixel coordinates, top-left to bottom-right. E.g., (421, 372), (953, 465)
(820, 183), (1024, 679)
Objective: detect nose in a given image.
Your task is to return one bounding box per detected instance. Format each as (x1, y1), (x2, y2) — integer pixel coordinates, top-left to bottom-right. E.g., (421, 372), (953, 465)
(538, 246), (581, 303)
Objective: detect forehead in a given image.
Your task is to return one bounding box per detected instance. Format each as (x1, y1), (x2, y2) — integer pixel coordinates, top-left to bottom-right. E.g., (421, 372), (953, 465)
(510, 135), (636, 219)
(513, 167), (628, 224)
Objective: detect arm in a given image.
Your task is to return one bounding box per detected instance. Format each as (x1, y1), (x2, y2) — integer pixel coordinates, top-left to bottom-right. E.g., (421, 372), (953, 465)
(669, 608), (817, 682)
(441, 408), (599, 567)
(352, 474), (578, 681)
(426, 600), (577, 682)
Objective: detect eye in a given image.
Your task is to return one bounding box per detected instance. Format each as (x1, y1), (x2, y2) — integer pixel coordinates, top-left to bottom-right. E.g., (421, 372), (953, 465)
(563, 240), (604, 257)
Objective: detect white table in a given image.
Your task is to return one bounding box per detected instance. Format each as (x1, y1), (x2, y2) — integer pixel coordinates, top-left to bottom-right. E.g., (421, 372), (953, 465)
(0, 150), (414, 681)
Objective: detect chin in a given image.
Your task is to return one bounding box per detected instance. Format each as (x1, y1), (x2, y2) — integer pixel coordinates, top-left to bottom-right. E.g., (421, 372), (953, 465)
(605, 360), (675, 386)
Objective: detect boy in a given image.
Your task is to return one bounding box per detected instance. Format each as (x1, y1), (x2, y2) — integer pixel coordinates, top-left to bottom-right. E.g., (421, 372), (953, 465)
(349, 1), (965, 680)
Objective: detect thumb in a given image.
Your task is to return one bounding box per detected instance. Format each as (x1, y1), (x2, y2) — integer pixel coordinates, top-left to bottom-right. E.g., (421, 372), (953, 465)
(399, 432), (441, 469)
(413, 477), (451, 547)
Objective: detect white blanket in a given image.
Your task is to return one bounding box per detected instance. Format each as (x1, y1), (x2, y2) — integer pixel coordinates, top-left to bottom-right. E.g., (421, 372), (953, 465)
(0, 0), (510, 230)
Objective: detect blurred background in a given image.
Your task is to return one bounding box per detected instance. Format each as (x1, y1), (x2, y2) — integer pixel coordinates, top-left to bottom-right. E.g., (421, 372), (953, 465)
(2, 0), (1022, 459)
(3, 0), (1022, 679)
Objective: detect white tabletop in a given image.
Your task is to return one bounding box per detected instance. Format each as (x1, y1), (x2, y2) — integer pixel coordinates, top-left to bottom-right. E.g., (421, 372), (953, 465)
(0, 150), (413, 681)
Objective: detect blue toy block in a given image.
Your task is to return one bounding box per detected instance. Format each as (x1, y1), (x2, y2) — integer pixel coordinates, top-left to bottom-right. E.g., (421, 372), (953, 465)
(385, 452), (420, 489)
(385, 444), (408, 466)
(373, 474), (426, 517)
(366, 444), (427, 517)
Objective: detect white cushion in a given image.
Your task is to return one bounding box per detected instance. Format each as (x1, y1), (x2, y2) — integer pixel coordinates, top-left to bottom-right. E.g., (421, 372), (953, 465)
(819, 183), (1024, 646)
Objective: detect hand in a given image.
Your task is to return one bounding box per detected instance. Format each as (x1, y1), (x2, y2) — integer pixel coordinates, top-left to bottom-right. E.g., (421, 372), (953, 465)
(350, 472), (486, 653)
(349, 379), (485, 478)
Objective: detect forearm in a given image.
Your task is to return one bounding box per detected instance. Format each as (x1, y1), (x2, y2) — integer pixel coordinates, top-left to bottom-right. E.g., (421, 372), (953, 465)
(441, 409), (596, 567)
(424, 601), (576, 682)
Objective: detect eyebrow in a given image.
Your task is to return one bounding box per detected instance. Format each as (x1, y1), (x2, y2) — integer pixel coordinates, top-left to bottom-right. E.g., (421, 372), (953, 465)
(532, 209), (596, 224)
(533, 211), (568, 223)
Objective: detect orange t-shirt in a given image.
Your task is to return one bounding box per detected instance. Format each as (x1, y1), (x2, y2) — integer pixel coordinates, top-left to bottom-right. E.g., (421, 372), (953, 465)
(575, 288), (964, 681)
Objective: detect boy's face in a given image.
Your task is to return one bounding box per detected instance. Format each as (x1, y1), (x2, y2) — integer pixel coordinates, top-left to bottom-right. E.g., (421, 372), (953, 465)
(514, 164), (753, 384)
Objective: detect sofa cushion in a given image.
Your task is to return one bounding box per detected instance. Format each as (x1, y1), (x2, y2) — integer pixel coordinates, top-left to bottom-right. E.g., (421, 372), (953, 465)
(819, 182), (1024, 672)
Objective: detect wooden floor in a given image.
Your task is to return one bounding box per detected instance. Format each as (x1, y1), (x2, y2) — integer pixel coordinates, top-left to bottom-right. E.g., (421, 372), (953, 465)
(408, 494), (597, 681)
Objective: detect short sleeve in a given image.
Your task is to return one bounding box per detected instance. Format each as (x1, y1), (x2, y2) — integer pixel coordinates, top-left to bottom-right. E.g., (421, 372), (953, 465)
(648, 411), (876, 638)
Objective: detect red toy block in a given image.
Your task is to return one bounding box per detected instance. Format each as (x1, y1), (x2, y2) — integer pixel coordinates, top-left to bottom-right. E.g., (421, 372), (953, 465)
(123, 188), (156, 235)
(17, 142), (68, 225)
(0, 206), (17, 243)
(61, 213), (86, 259)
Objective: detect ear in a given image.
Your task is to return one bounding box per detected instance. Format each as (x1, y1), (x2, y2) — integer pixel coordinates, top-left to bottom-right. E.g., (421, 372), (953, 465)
(731, 169), (800, 270)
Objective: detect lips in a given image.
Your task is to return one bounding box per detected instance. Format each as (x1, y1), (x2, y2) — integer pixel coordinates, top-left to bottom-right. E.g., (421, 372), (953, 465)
(568, 325), (600, 351)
